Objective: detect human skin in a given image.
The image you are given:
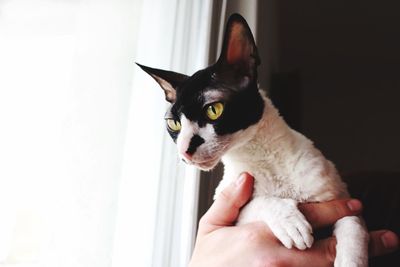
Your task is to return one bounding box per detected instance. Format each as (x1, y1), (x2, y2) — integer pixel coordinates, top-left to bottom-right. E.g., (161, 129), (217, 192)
(189, 173), (399, 267)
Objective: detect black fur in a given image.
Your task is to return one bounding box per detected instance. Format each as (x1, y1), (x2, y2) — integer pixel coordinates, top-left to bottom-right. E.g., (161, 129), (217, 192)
(186, 134), (205, 155)
(171, 65), (264, 137)
(138, 13), (265, 143)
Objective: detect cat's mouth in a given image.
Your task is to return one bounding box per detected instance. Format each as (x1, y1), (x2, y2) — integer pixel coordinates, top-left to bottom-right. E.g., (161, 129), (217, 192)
(182, 143), (231, 171)
(180, 143), (230, 171)
(190, 156), (221, 171)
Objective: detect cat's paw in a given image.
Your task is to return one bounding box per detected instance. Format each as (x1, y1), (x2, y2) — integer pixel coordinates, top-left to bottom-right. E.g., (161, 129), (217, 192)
(237, 197), (314, 250)
(266, 200), (314, 250)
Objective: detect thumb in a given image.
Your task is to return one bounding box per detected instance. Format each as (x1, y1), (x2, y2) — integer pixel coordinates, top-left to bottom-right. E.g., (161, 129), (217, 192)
(285, 237), (337, 267)
(198, 173), (254, 235)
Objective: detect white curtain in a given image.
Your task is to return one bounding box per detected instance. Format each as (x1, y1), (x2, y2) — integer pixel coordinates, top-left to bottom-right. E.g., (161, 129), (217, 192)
(0, 0), (211, 267)
(112, 0), (213, 266)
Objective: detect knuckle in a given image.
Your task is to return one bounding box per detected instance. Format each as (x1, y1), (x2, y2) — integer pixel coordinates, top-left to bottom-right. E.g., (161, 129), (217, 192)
(242, 226), (263, 243)
(219, 186), (247, 211)
(218, 187), (234, 203)
(333, 202), (345, 216)
(325, 237), (337, 262)
(241, 222), (267, 244)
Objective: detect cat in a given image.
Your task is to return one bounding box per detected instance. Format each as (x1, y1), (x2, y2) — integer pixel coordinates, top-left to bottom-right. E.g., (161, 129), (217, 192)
(138, 13), (369, 267)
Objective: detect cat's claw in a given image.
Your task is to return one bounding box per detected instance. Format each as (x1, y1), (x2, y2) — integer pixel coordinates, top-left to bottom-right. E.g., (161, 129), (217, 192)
(269, 212), (314, 250)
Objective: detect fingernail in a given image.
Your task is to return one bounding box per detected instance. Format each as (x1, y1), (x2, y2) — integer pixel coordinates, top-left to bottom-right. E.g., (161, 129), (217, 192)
(347, 199), (362, 211)
(381, 231), (399, 249)
(235, 173), (247, 186)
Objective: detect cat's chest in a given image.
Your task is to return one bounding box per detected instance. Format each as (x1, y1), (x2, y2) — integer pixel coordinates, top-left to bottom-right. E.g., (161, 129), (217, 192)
(222, 153), (311, 201)
(217, 101), (345, 202)
(220, 140), (343, 202)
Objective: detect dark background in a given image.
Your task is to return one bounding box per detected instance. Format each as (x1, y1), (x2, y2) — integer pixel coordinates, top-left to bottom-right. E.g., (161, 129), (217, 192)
(264, 1), (400, 173)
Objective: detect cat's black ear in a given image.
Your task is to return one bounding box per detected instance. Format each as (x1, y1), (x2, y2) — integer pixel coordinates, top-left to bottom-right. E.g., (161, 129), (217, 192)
(216, 13), (260, 82)
(136, 63), (188, 103)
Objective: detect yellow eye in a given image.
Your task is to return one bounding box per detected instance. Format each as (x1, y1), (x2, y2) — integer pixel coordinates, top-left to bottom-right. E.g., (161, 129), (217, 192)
(206, 102), (224, 120)
(166, 119), (181, 132)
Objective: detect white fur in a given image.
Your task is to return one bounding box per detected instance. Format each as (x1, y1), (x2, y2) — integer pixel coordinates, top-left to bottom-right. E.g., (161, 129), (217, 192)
(177, 115), (199, 158)
(214, 92), (369, 266)
(177, 91), (369, 266)
(334, 216), (369, 266)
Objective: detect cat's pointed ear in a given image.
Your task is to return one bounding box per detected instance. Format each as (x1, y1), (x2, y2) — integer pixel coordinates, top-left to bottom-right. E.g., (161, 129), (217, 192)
(136, 63), (188, 103)
(216, 13), (260, 81)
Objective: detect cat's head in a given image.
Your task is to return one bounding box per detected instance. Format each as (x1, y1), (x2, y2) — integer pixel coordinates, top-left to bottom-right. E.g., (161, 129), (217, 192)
(138, 14), (264, 170)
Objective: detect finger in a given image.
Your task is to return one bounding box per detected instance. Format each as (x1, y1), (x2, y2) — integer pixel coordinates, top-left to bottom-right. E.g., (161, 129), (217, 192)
(369, 230), (399, 257)
(198, 173), (254, 235)
(299, 199), (362, 228)
(290, 230), (399, 267)
(282, 237), (337, 267)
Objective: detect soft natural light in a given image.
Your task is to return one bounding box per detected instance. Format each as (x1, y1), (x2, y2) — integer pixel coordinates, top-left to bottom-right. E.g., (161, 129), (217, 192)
(0, 0), (210, 266)
(112, 0), (212, 266)
(0, 0), (141, 266)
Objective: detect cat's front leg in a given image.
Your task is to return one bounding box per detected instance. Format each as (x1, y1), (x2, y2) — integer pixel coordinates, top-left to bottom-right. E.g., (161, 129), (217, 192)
(333, 216), (369, 267)
(237, 196), (314, 250)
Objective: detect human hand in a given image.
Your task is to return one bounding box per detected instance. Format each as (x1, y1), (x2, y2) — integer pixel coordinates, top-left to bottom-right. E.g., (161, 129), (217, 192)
(189, 173), (399, 267)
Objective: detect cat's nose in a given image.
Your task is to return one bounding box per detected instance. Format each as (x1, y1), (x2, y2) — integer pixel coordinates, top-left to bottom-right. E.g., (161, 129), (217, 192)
(186, 134), (205, 155)
(179, 134), (205, 163)
(182, 151), (193, 162)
